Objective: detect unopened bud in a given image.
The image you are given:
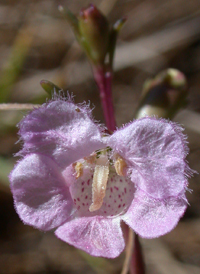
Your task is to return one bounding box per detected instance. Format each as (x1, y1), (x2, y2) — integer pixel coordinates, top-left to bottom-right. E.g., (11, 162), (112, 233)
(135, 69), (188, 119)
(78, 4), (109, 64)
(60, 4), (126, 68)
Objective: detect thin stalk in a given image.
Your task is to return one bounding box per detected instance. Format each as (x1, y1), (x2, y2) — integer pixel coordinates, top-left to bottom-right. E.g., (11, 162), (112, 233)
(130, 234), (145, 274)
(105, 71), (115, 129)
(121, 228), (134, 274)
(93, 66), (116, 132)
(0, 103), (40, 110)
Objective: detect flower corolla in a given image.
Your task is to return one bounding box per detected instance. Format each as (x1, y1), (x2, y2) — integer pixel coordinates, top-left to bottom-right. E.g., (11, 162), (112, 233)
(10, 97), (191, 258)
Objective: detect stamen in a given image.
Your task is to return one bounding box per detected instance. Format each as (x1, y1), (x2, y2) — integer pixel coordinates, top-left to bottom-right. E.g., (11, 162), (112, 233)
(89, 155), (109, 212)
(73, 162), (83, 179)
(114, 155), (127, 176)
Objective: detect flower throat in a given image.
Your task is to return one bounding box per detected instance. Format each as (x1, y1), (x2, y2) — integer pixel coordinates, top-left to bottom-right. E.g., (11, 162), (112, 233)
(73, 149), (129, 213)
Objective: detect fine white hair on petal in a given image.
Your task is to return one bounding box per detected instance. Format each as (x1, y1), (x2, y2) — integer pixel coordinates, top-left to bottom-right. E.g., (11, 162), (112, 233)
(107, 117), (193, 199)
(122, 190), (187, 238)
(9, 98), (194, 257)
(10, 153), (73, 231)
(17, 97), (105, 169)
(55, 216), (125, 258)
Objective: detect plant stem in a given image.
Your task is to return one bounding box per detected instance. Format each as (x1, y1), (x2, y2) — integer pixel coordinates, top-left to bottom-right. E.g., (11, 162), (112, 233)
(93, 65), (116, 132)
(121, 227), (134, 274)
(92, 62), (145, 274)
(130, 234), (145, 274)
(0, 103), (40, 110)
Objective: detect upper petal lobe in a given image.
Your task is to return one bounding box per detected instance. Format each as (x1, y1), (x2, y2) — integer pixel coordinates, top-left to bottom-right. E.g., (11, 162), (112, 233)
(108, 117), (189, 198)
(18, 99), (104, 169)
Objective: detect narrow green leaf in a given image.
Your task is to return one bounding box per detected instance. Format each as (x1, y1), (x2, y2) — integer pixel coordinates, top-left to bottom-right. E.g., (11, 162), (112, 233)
(0, 28), (34, 102)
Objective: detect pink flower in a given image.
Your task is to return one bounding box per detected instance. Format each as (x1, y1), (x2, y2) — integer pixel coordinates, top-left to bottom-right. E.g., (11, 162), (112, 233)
(10, 97), (191, 258)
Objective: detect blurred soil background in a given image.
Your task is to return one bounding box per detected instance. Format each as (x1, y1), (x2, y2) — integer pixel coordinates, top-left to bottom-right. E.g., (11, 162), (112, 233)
(0, 0), (200, 273)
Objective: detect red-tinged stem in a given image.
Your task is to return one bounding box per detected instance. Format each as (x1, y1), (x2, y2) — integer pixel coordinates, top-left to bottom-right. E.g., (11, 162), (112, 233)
(92, 63), (145, 274)
(93, 66), (116, 132)
(121, 226), (134, 274)
(130, 234), (145, 274)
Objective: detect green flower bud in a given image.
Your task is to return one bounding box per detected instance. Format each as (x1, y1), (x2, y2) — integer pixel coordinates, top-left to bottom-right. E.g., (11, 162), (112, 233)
(78, 4), (109, 64)
(135, 69), (188, 119)
(59, 4), (126, 69)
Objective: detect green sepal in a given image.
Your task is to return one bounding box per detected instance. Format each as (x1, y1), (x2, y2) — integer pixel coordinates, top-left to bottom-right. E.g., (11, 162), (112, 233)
(58, 5), (79, 37)
(40, 80), (62, 96)
(108, 18), (127, 68)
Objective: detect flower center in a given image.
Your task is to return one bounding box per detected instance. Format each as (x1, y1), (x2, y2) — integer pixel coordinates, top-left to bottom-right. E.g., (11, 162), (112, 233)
(69, 150), (135, 218)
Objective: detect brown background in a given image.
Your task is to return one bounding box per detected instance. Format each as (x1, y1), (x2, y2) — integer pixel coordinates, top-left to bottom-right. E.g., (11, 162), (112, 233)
(0, 0), (200, 273)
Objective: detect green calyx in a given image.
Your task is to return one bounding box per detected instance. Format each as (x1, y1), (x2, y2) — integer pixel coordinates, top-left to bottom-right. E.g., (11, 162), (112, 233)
(59, 4), (126, 68)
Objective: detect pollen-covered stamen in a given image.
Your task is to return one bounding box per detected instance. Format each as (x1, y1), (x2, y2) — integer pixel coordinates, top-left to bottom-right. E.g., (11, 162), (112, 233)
(114, 154), (127, 176)
(89, 155), (109, 212)
(73, 162), (83, 179)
